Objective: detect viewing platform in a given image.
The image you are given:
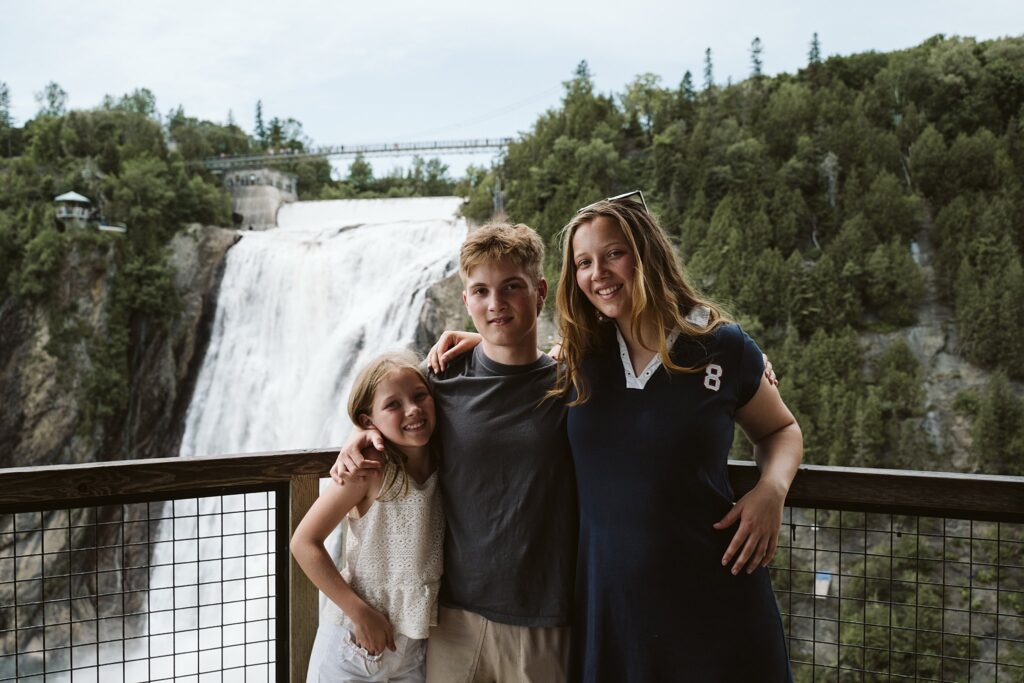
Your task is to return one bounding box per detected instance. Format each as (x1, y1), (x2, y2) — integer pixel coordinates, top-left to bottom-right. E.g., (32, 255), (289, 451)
(1, 454), (1021, 682)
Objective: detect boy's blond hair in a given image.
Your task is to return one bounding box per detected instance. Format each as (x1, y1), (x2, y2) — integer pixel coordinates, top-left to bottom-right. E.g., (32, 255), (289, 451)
(459, 223), (545, 286)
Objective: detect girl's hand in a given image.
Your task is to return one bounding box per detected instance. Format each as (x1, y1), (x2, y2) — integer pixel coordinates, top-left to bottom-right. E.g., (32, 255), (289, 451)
(427, 330), (482, 373)
(712, 480), (786, 575)
(351, 604), (396, 655)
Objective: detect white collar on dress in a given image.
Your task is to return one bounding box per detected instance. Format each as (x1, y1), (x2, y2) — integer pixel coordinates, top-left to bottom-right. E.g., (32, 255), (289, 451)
(614, 306), (710, 390)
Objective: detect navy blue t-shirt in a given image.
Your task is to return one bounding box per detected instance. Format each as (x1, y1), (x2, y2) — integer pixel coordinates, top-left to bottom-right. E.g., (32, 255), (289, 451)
(568, 323), (791, 682)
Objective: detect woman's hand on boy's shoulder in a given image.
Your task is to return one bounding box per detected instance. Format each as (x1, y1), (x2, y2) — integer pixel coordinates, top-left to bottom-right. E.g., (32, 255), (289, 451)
(427, 330), (482, 373)
(330, 429), (385, 485)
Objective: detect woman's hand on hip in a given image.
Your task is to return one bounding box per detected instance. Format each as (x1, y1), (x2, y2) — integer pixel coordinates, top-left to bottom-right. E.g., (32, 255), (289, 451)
(712, 479), (786, 575)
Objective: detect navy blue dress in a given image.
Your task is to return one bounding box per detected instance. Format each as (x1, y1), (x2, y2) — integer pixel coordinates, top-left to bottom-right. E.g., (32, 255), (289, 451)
(568, 323), (792, 682)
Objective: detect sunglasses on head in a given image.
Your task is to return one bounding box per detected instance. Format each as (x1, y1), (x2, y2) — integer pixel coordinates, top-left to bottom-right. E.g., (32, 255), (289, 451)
(577, 190), (648, 215)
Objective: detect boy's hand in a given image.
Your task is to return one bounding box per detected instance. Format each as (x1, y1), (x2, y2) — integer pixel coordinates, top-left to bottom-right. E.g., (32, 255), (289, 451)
(330, 429), (385, 485)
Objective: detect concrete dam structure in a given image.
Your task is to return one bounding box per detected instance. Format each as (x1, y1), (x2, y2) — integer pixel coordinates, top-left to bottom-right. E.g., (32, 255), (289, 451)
(223, 168), (298, 230)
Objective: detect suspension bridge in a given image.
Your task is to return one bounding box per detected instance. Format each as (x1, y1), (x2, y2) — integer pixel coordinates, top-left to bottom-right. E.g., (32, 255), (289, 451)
(200, 138), (514, 171)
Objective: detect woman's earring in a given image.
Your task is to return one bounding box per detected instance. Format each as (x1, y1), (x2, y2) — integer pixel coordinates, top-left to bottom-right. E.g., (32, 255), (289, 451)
(594, 307), (608, 323)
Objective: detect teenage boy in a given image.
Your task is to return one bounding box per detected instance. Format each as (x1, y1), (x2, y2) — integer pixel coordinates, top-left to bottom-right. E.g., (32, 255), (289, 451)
(332, 223), (575, 682)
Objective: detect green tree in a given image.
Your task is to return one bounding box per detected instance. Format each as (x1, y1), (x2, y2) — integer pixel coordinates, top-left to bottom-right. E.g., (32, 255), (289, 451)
(750, 37), (764, 79)
(971, 372), (1024, 475)
(808, 32), (822, 66)
(35, 81), (68, 117)
(0, 81), (11, 127)
(864, 239), (924, 326)
(102, 88), (158, 118)
(254, 100), (266, 148)
(347, 154), (374, 192)
(105, 155), (176, 251)
(909, 124), (948, 201)
(703, 48), (714, 91)
(15, 227), (65, 300)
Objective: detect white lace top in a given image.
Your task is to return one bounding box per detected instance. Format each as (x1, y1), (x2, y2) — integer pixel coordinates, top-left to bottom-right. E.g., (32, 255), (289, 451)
(324, 470), (444, 639)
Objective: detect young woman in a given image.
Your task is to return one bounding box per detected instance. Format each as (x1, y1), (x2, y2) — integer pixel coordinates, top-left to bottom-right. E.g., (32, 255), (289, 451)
(556, 193), (801, 682)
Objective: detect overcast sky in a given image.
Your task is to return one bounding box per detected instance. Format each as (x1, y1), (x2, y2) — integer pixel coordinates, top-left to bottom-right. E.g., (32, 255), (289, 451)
(3, 1), (1022, 176)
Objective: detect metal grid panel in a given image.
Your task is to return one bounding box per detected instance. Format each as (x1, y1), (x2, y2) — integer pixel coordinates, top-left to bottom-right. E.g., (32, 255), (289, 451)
(773, 507), (1024, 682)
(0, 491), (279, 683)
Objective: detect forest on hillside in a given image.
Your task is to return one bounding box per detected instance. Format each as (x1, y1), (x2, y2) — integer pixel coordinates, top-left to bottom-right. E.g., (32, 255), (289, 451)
(460, 34), (1024, 475)
(0, 85), (461, 440)
(1, 34), (1023, 475)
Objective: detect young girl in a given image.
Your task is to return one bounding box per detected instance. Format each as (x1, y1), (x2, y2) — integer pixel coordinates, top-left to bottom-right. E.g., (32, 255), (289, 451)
(291, 351), (444, 682)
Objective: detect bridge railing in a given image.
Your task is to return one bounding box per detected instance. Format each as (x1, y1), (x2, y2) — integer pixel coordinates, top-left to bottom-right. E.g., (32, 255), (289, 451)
(200, 138), (514, 171)
(0, 454), (1021, 682)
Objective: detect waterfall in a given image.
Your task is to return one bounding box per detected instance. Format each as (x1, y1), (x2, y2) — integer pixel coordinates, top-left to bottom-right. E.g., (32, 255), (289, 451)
(132, 197), (466, 681)
(181, 196), (468, 455)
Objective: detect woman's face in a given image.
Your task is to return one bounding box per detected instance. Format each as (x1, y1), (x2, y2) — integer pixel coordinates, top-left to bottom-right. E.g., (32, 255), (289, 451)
(572, 215), (636, 325)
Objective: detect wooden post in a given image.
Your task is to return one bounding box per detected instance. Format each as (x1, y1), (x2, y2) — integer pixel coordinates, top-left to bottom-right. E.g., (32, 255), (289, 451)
(289, 474), (319, 682)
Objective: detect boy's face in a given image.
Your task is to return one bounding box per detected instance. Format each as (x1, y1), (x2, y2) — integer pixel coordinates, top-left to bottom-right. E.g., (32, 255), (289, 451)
(463, 258), (546, 358)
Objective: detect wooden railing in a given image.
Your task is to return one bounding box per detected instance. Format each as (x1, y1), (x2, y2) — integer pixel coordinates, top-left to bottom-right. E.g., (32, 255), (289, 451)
(1, 453), (1022, 681)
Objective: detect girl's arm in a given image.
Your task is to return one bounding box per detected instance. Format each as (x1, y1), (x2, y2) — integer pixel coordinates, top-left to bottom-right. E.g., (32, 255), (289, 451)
(713, 375), (803, 575)
(290, 478), (396, 654)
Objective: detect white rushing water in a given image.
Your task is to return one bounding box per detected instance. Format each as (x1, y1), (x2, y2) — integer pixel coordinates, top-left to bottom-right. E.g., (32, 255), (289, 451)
(113, 197), (467, 683)
(180, 196), (467, 455)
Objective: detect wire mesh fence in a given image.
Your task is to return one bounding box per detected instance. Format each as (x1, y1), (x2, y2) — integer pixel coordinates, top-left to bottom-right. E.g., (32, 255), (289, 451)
(0, 491), (282, 682)
(773, 508), (1024, 682)
(1, 455), (1021, 682)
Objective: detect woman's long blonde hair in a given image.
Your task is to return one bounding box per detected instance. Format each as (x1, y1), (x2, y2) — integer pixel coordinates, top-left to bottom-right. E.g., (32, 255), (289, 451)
(553, 198), (730, 404)
(347, 350), (435, 501)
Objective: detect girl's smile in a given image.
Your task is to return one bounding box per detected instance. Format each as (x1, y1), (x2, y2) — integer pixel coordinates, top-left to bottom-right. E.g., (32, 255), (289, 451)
(363, 368), (435, 457)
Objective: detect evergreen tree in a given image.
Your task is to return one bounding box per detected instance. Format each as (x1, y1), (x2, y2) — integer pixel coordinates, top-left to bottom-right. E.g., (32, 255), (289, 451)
(750, 37), (764, 79)
(808, 33), (822, 65)
(864, 239), (924, 325)
(0, 81), (11, 127)
(703, 48), (714, 91)
(680, 71), (696, 101)
(254, 100), (267, 148)
(972, 372), (1024, 475)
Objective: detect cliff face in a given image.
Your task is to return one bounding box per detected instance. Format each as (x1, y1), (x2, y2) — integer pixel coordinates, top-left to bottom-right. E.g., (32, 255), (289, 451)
(0, 224), (239, 469)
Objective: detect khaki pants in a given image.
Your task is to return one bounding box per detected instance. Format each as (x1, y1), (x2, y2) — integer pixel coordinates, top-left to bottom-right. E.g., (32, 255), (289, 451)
(425, 607), (570, 683)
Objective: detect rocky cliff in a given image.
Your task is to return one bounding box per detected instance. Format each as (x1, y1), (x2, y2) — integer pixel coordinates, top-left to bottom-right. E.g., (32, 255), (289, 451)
(0, 224), (239, 469)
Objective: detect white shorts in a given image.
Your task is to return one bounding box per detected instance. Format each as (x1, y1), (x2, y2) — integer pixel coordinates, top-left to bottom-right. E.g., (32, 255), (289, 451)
(307, 621), (426, 683)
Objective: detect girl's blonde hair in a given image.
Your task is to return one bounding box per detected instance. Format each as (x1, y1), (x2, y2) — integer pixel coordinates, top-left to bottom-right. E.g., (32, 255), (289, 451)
(347, 350), (434, 501)
(553, 198), (730, 405)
